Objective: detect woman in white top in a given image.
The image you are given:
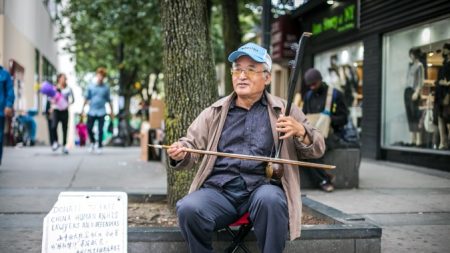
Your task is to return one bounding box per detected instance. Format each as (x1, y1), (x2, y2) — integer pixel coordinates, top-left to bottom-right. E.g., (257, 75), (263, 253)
(51, 73), (74, 154)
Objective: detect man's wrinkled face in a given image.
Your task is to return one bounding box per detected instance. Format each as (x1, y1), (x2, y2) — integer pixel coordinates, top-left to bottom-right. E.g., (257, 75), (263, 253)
(231, 56), (270, 99)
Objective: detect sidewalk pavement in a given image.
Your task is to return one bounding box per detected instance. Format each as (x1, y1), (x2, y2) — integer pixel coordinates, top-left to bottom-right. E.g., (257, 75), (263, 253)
(0, 146), (449, 252)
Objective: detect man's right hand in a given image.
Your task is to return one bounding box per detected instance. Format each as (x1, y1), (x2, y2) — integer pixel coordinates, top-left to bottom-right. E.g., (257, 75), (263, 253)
(167, 142), (187, 161)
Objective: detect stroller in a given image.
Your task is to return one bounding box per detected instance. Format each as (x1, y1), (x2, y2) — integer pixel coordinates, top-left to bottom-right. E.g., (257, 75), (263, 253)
(13, 109), (37, 146)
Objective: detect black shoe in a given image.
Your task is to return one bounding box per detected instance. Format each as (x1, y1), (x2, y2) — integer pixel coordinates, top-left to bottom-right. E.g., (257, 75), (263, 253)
(319, 182), (334, 192)
(326, 173), (336, 184)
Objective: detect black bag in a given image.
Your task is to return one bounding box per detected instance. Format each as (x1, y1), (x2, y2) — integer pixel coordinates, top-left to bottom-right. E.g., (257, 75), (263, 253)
(341, 118), (359, 143)
(333, 117), (360, 148)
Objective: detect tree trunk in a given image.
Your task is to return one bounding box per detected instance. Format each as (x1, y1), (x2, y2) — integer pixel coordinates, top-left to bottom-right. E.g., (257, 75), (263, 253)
(161, 0), (218, 208)
(221, 0), (242, 95)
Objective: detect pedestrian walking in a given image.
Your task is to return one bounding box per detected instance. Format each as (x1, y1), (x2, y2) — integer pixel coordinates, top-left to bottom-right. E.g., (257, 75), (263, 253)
(81, 67), (114, 154)
(76, 115), (88, 146)
(51, 73), (74, 154)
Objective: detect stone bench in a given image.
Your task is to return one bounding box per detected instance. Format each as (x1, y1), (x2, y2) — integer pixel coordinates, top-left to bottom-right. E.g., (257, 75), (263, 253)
(300, 148), (361, 189)
(128, 197), (380, 253)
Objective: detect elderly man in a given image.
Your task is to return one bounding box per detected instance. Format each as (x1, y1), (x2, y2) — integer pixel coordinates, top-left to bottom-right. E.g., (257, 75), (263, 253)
(168, 43), (325, 253)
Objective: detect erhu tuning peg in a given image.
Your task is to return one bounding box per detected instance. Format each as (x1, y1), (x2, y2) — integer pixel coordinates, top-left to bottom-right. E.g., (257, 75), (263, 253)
(290, 43), (299, 51)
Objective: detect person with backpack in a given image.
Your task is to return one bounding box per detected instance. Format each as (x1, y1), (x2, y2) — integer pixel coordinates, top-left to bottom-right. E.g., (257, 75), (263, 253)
(0, 66), (15, 165)
(302, 68), (349, 192)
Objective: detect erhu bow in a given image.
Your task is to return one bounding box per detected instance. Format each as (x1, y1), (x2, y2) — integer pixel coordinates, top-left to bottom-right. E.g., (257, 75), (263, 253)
(265, 32), (313, 180)
(149, 144), (335, 170)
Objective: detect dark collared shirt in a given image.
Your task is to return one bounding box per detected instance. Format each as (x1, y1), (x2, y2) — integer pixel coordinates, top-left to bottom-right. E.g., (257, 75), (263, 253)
(204, 94), (274, 196)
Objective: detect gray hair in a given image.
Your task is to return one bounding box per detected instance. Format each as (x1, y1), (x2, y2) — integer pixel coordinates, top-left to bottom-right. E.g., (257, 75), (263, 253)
(231, 62), (271, 72)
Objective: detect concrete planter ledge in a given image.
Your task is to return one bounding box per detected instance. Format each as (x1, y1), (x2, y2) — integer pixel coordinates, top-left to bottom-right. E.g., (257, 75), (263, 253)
(127, 195), (381, 253)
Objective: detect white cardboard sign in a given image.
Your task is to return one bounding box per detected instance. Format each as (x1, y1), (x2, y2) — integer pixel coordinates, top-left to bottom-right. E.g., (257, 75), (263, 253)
(42, 192), (127, 253)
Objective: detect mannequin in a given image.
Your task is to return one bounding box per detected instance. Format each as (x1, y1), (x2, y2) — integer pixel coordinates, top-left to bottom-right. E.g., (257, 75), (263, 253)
(435, 43), (450, 150)
(404, 48), (424, 146)
(328, 54), (345, 93)
(342, 64), (359, 107)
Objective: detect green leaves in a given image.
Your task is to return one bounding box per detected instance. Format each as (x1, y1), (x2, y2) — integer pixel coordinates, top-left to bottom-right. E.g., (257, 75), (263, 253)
(59, 0), (162, 90)
(59, 0), (261, 96)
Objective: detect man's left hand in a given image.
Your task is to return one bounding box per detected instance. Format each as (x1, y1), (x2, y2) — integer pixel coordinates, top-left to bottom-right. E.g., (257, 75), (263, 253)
(276, 115), (305, 140)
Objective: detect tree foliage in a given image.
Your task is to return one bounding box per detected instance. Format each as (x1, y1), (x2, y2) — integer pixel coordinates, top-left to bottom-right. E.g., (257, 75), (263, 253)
(58, 0), (162, 109)
(58, 0), (265, 101)
(210, 0), (262, 95)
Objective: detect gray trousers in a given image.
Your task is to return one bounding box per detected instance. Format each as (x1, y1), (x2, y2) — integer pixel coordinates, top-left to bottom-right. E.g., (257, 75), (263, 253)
(176, 184), (289, 253)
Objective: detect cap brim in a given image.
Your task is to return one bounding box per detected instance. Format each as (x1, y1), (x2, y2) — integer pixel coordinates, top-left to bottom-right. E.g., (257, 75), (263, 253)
(228, 51), (264, 63)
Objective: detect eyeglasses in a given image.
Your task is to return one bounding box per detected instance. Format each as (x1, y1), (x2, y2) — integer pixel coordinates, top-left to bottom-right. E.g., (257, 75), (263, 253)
(230, 68), (267, 78)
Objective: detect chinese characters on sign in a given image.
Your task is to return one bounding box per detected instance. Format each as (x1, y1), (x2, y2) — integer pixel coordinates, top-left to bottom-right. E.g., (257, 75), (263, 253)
(42, 192), (127, 253)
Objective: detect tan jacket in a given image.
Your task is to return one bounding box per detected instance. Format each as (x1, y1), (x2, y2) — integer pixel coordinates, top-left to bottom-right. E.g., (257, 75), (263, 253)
(172, 91), (325, 240)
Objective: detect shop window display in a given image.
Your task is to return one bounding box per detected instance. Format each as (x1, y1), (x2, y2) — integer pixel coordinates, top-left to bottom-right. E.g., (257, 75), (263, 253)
(382, 18), (450, 152)
(313, 42), (364, 132)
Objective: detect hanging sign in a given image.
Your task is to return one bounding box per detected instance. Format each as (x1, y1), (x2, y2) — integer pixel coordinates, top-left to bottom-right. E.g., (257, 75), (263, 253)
(311, 1), (358, 38)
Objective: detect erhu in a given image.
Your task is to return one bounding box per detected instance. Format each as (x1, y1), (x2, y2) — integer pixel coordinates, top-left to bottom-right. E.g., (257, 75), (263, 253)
(266, 32), (313, 180)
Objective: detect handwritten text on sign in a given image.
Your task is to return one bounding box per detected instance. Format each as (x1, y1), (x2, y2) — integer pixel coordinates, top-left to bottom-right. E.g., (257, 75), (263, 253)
(42, 192), (127, 253)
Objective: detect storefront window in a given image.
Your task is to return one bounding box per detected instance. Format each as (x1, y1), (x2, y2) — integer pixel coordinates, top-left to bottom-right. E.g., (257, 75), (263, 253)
(314, 41), (364, 132)
(382, 18), (450, 152)
(42, 57), (56, 84)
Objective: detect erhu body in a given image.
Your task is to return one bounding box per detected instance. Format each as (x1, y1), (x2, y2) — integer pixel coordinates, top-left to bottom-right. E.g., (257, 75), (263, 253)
(265, 32), (312, 180)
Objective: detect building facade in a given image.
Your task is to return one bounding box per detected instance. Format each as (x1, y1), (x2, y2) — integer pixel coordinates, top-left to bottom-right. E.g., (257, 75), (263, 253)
(275, 0), (450, 170)
(0, 0), (60, 144)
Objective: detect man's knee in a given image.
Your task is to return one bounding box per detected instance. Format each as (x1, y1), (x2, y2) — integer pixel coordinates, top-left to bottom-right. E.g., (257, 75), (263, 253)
(252, 185), (287, 210)
(176, 196), (203, 221)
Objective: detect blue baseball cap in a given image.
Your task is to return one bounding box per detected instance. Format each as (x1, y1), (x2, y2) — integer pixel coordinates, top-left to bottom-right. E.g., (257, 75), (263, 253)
(228, 42), (272, 70)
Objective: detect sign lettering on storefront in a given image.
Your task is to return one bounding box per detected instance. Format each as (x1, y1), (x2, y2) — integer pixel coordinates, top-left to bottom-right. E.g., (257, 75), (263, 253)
(271, 15), (300, 61)
(312, 3), (357, 37)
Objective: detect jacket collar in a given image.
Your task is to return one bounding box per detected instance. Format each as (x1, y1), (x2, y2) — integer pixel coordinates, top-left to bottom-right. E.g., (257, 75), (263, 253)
(211, 90), (283, 110)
